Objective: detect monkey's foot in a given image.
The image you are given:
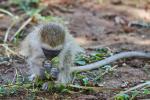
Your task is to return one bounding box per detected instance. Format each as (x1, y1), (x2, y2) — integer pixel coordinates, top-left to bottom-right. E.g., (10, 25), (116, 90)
(28, 74), (36, 81)
(57, 73), (72, 84)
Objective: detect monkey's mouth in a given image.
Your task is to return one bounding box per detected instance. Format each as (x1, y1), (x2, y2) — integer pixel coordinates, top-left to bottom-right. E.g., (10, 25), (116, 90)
(42, 48), (61, 60)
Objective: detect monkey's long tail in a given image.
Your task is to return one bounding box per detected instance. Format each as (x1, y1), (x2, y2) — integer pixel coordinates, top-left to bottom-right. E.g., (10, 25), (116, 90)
(71, 51), (150, 72)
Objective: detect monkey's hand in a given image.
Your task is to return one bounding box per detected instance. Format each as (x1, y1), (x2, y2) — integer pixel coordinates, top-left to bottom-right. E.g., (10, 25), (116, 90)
(42, 61), (59, 90)
(43, 60), (59, 79)
(28, 70), (45, 82)
(42, 68), (59, 90)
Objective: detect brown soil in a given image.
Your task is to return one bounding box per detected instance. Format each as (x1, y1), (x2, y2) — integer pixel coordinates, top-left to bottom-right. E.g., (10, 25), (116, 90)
(0, 0), (150, 99)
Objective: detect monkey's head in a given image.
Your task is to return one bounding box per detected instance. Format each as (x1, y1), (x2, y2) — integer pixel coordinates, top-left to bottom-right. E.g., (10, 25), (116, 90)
(40, 23), (65, 48)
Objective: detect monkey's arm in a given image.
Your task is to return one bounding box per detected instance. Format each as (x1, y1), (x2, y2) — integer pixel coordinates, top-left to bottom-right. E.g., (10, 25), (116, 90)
(71, 51), (150, 72)
(57, 43), (74, 84)
(19, 36), (30, 57)
(20, 31), (47, 80)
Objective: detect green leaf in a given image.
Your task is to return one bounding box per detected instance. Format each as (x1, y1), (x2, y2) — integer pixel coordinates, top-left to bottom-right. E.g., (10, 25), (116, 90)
(75, 60), (86, 65)
(26, 9), (41, 16)
(96, 48), (108, 53)
(55, 84), (66, 92)
(115, 94), (129, 100)
(143, 89), (150, 94)
(76, 74), (86, 79)
(31, 0), (40, 3)
(61, 89), (69, 93)
(82, 78), (89, 86)
(47, 82), (54, 91)
(0, 86), (6, 95)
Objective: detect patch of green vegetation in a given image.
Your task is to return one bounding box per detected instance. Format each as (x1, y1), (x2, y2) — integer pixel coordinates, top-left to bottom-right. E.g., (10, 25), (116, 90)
(9, 0), (41, 15)
(75, 48), (111, 66)
(115, 94), (130, 100)
(73, 48), (115, 86)
(0, 48), (111, 97)
(34, 14), (65, 24)
(4, 48), (149, 99)
(115, 88), (150, 100)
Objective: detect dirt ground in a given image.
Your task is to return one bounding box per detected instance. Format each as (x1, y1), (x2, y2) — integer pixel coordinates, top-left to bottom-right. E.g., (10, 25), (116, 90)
(0, 0), (150, 100)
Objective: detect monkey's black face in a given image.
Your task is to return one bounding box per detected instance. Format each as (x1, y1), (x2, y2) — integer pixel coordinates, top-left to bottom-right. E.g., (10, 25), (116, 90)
(42, 48), (61, 60)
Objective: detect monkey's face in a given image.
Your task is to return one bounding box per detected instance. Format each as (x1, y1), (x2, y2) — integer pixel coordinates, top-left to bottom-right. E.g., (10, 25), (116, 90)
(40, 23), (65, 48)
(40, 23), (65, 59)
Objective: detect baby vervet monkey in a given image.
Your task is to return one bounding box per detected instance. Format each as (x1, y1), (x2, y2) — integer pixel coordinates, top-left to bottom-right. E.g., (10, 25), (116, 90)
(20, 22), (150, 84)
(19, 22), (83, 83)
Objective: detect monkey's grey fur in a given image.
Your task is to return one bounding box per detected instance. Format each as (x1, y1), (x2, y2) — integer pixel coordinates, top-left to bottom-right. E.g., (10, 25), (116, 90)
(19, 22), (83, 84)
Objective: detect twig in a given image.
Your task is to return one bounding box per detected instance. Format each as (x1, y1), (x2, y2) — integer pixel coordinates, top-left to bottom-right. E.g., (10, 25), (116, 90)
(71, 74), (76, 84)
(0, 8), (15, 18)
(2, 44), (16, 54)
(10, 17), (32, 41)
(95, 65), (117, 81)
(11, 67), (18, 84)
(1, 44), (24, 59)
(52, 5), (74, 13)
(112, 81), (150, 99)
(0, 61), (9, 65)
(69, 84), (122, 92)
(3, 17), (18, 43)
(5, 47), (10, 58)
(4, 67), (13, 73)
(4, 14), (30, 43)
(17, 67), (25, 82)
